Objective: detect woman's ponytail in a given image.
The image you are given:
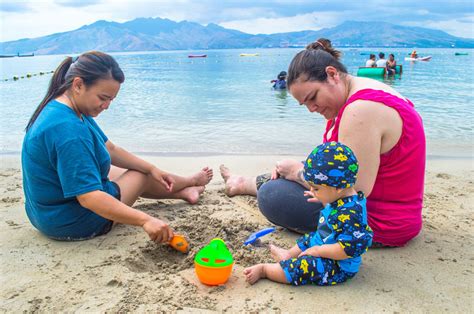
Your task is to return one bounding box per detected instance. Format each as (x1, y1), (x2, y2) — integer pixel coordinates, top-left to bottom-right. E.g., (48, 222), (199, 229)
(287, 38), (347, 88)
(306, 38), (342, 60)
(25, 57), (74, 131)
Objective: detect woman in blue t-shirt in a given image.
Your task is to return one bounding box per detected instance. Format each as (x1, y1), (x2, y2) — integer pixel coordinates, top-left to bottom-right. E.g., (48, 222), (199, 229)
(22, 51), (213, 242)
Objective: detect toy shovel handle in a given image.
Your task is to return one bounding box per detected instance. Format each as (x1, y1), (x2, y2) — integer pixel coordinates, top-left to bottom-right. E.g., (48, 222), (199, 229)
(244, 227), (276, 245)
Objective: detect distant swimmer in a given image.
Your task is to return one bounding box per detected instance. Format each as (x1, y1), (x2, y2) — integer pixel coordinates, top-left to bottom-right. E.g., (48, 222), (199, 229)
(271, 71), (287, 90)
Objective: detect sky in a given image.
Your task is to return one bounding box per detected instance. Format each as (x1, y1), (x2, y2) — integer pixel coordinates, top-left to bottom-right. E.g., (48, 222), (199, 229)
(0, 0), (473, 42)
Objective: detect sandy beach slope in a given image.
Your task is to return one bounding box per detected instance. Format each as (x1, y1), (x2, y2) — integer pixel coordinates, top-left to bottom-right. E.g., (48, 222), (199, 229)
(0, 155), (473, 312)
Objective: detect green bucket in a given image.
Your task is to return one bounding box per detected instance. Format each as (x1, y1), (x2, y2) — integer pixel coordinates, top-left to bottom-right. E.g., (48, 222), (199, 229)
(194, 238), (233, 267)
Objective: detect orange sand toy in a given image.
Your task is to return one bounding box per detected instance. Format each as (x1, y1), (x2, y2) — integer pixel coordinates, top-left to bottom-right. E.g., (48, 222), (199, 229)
(194, 238), (234, 285)
(195, 263), (233, 286)
(169, 235), (189, 253)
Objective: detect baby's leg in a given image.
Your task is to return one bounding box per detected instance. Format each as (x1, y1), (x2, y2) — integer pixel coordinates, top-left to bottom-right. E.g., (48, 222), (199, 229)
(270, 244), (302, 262)
(281, 256), (355, 286)
(244, 263), (288, 285)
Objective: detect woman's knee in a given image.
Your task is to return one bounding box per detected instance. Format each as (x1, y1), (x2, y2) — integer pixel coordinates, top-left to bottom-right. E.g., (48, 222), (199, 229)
(115, 170), (148, 206)
(108, 165), (127, 181)
(257, 179), (322, 233)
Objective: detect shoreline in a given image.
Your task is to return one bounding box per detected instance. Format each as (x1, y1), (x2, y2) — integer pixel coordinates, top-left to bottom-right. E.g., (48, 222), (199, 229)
(2, 150), (473, 159)
(2, 153), (473, 177)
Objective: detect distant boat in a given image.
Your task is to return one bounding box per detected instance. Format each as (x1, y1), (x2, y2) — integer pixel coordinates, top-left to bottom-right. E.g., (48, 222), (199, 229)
(240, 53), (259, 57)
(17, 53), (35, 57)
(0, 54), (16, 58)
(404, 56), (432, 62)
(454, 52), (468, 56)
(188, 54), (207, 58)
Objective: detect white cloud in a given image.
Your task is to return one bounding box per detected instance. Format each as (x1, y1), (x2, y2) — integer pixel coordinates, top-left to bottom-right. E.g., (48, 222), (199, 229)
(0, 1), (473, 42)
(1, 1), (101, 41)
(219, 11), (342, 34)
(404, 15), (474, 38)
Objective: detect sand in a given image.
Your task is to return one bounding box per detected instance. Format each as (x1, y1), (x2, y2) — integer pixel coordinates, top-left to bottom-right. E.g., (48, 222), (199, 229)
(0, 155), (473, 312)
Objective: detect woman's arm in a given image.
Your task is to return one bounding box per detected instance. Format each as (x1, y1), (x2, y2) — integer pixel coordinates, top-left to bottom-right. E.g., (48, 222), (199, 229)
(337, 101), (382, 196)
(77, 190), (173, 243)
(106, 140), (155, 173)
(106, 141), (173, 191)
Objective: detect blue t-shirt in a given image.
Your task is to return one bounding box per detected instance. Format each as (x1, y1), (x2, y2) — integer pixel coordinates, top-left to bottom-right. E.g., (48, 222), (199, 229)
(22, 100), (118, 238)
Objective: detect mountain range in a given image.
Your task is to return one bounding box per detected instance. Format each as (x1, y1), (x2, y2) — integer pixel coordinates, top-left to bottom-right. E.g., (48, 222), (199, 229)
(1, 18), (473, 55)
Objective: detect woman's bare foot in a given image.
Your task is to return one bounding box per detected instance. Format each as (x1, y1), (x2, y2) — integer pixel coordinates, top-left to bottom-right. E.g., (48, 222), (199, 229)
(191, 167), (213, 186)
(219, 165), (257, 197)
(270, 244), (292, 262)
(243, 264), (266, 285)
(178, 186), (205, 204)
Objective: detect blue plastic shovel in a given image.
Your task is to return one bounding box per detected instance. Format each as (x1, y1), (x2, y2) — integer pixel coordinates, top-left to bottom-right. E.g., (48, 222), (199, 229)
(244, 227), (276, 246)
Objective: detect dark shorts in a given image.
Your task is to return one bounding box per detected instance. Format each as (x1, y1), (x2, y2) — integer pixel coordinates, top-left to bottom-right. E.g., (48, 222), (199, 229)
(47, 181), (121, 242)
(256, 174), (323, 234)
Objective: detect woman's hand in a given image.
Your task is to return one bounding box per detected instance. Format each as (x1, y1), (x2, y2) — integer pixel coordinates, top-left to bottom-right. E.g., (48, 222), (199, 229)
(272, 159), (304, 182)
(298, 246), (321, 258)
(142, 217), (174, 243)
(150, 167), (175, 192)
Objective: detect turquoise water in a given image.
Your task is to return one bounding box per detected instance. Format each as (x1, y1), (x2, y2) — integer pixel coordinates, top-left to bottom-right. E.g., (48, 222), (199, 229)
(0, 48), (473, 157)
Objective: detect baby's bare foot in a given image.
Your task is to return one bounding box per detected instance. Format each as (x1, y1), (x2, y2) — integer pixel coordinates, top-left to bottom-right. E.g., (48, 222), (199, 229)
(243, 264), (266, 285)
(270, 244), (292, 262)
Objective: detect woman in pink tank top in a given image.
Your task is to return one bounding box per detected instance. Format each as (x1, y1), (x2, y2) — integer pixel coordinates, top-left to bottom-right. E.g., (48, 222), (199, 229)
(286, 39), (426, 247)
(322, 89), (425, 246)
(220, 38), (425, 247)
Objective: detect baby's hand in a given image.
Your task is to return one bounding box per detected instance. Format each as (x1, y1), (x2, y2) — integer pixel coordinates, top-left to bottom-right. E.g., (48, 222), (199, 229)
(304, 190), (320, 203)
(298, 246), (320, 258)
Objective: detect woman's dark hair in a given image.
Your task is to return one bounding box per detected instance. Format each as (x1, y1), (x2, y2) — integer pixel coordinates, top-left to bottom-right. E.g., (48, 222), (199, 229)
(26, 51), (125, 131)
(287, 38), (347, 88)
(370, 54), (376, 59)
(379, 52), (385, 58)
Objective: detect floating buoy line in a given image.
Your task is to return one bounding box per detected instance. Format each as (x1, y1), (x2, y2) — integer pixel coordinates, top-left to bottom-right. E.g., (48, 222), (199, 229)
(3, 70), (54, 82)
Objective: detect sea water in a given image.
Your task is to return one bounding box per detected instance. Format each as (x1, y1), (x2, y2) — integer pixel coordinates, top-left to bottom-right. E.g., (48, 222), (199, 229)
(0, 48), (472, 157)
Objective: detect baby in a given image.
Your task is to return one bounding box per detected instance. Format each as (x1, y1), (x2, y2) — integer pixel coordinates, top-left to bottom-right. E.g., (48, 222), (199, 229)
(244, 142), (373, 286)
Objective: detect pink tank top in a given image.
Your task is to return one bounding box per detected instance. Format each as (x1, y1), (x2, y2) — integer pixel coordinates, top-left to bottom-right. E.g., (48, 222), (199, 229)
(324, 89), (426, 246)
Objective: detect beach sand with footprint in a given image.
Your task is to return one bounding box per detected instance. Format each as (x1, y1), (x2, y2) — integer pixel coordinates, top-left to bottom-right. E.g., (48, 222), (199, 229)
(0, 156), (472, 312)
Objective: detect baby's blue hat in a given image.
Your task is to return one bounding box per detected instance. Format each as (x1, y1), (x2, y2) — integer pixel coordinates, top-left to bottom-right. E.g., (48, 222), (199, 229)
(303, 142), (359, 189)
